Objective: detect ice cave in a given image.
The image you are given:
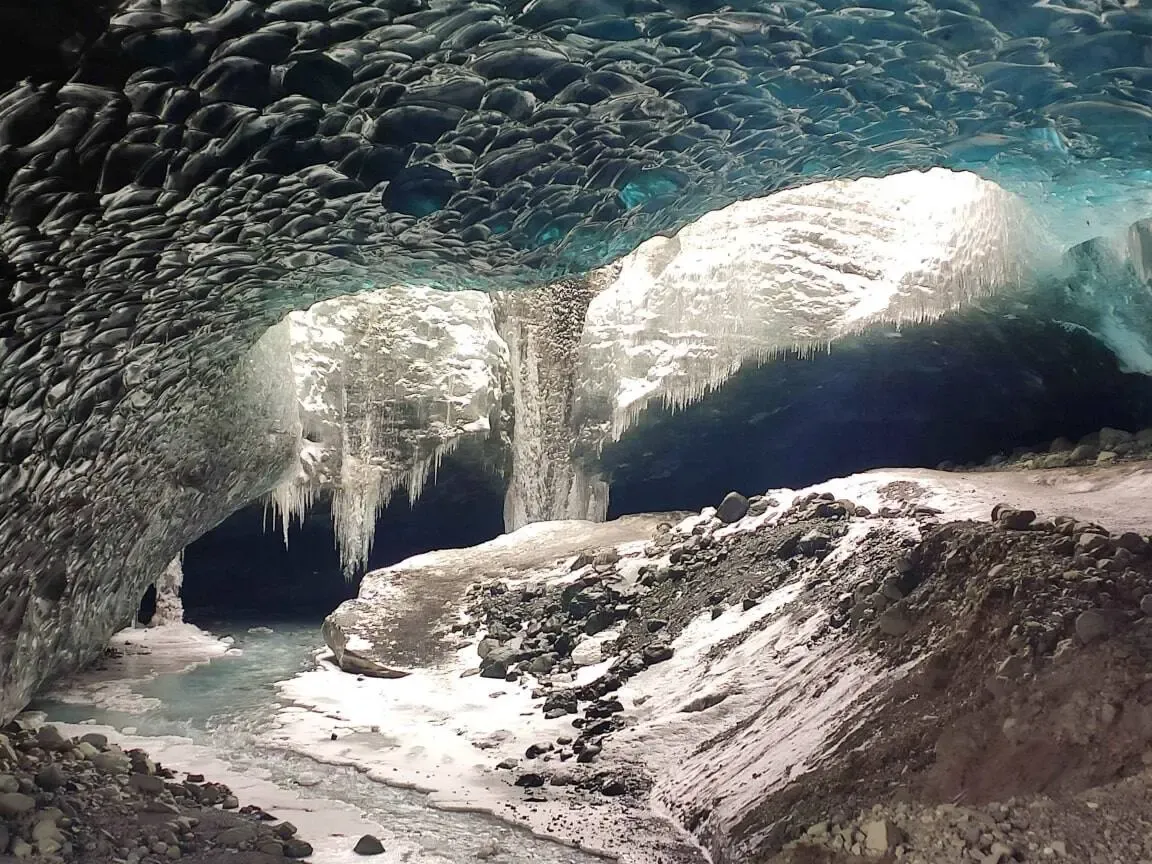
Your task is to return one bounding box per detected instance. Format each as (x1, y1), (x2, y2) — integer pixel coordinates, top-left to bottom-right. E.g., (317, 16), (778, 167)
(5, 1), (1152, 863)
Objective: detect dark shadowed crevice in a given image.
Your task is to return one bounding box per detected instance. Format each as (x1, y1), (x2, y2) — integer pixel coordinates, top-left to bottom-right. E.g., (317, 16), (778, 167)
(601, 309), (1152, 517)
(136, 584), (157, 626)
(180, 453), (507, 619)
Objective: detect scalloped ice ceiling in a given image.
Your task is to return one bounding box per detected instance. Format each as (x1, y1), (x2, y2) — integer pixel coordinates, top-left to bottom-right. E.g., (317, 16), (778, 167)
(5, 0), (1152, 311)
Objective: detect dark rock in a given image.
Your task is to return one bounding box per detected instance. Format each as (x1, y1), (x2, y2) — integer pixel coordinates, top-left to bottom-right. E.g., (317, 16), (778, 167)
(35, 763), (66, 790)
(642, 643), (673, 665)
(36, 725), (68, 751)
(1077, 533), (1112, 557)
(600, 777), (627, 796)
(1075, 609), (1114, 644)
(0, 792), (34, 817)
(877, 607), (911, 637)
(285, 838), (314, 858)
(514, 773), (545, 788)
(216, 824), (258, 848)
(354, 834), (385, 855)
(1115, 532), (1149, 554)
(480, 646), (518, 678)
(583, 610), (613, 635)
(995, 507), (1037, 531)
(576, 744), (602, 763)
(128, 773), (165, 794)
(79, 733), (108, 750)
(542, 691), (578, 716)
(716, 491), (750, 524)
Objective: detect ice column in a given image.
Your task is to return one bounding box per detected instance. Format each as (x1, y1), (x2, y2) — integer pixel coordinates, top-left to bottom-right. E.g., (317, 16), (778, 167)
(495, 279), (609, 530)
(151, 557), (185, 626)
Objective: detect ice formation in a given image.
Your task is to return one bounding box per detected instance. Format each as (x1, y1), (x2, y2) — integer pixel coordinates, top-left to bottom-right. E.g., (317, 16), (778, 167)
(151, 557), (186, 627)
(247, 168), (1152, 571)
(576, 168), (1048, 448)
(7, 0), (1152, 718)
(264, 286), (506, 575)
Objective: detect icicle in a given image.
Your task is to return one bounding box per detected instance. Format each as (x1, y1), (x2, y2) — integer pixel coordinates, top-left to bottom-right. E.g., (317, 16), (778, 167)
(262, 478), (318, 548)
(331, 437), (461, 578)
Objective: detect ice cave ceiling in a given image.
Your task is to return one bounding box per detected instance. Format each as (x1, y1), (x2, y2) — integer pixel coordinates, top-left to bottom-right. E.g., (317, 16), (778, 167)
(5, 0), (1152, 721)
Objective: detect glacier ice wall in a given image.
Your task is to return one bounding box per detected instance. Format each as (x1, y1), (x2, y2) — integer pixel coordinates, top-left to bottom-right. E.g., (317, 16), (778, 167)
(575, 168), (1048, 452)
(114, 167), (1152, 594)
(0, 315), (299, 720)
(268, 285), (508, 575)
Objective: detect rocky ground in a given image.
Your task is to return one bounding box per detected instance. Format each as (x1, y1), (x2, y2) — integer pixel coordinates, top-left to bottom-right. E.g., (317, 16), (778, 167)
(439, 471), (1152, 863)
(0, 717), (385, 863)
(943, 424), (1152, 473)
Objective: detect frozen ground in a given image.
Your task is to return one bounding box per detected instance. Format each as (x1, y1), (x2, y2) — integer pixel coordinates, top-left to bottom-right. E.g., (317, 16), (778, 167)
(35, 620), (602, 864)
(275, 462), (1152, 863)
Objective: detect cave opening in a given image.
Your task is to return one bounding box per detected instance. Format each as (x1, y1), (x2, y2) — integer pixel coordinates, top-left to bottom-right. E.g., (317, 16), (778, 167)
(178, 452), (506, 625)
(136, 584), (157, 627)
(601, 307), (1152, 518)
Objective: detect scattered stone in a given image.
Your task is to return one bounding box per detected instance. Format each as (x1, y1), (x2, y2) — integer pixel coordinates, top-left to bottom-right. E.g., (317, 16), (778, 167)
(995, 506), (1036, 531)
(354, 834), (385, 856)
(128, 773), (165, 794)
(215, 825), (258, 848)
(716, 491), (750, 524)
(642, 643), (674, 665)
(877, 606), (911, 637)
(600, 778), (628, 796)
(863, 818), (903, 854)
(284, 838), (315, 858)
(35, 763), (66, 791)
(1075, 609), (1114, 644)
(36, 725), (68, 751)
(79, 733), (108, 750)
(0, 792), (35, 817)
(576, 744), (602, 763)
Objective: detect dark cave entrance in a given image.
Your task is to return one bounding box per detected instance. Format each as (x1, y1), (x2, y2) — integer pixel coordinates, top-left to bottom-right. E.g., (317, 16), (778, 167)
(601, 308), (1152, 517)
(180, 451), (506, 622)
(136, 584), (157, 626)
